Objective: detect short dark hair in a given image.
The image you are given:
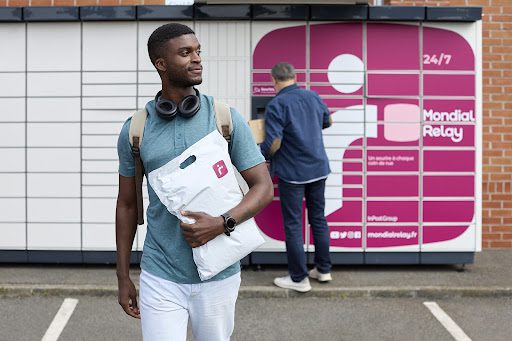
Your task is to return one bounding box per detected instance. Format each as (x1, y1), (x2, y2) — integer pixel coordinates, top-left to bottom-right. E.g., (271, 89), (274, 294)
(147, 23), (195, 65)
(271, 62), (295, 82)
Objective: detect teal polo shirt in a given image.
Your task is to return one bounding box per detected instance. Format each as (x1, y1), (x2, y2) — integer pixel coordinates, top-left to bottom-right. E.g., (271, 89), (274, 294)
(117, 94), (265, 283)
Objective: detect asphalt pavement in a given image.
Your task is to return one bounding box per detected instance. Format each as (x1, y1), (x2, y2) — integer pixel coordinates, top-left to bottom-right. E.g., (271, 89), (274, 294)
(0, 250), (511, 299)
(4, 296), (512, 341)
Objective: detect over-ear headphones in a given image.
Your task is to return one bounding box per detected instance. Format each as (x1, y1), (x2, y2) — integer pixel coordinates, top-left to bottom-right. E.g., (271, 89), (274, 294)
(154, 88), (201, 120)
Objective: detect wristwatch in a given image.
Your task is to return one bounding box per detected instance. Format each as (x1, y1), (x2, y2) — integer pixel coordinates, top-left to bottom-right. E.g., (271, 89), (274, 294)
(221, 212), (237, 236)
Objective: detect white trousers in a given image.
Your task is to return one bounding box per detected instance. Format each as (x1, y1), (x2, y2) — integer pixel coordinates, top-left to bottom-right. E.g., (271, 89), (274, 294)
(139, 270), (241, 341)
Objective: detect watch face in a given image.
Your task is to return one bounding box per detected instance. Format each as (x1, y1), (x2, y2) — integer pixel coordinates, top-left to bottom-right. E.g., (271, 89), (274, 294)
(226, 217), (236, 230)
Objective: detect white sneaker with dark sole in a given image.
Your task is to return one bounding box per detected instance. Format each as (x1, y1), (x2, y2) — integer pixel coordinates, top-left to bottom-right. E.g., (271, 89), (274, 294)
(273, 276), (311, 292)
(309, 267), (332, 282)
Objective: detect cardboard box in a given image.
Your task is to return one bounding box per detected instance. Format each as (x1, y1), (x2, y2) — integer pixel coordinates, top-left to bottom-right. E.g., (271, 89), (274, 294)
(248, 119), (265, 144)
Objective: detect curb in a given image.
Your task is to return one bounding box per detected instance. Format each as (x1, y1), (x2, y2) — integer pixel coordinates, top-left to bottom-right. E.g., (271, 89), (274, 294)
(0, 284), (118, 298)
(2, 285), (512, 299)
(238, 286), (512, 299)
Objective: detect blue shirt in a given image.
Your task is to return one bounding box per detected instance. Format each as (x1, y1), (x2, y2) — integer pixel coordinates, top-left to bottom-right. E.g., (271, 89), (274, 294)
(117, 94), (265, 284)
(260, 84), (331, 183)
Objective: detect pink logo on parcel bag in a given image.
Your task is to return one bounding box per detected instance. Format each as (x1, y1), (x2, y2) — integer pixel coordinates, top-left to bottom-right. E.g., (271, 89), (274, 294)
(213, 160), (228, 178)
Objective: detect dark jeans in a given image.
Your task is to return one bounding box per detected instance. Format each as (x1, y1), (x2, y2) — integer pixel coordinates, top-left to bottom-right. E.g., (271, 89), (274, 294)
(278, 178), (332, 282)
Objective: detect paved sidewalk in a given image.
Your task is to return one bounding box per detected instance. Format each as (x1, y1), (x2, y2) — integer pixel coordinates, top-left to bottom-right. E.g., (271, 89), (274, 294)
(0, 250), (511, 298)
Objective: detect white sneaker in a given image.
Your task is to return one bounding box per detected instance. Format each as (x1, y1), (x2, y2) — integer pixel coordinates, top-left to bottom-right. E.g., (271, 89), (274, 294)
(309, 267), (332, 282)
(273, 276), (311, 292)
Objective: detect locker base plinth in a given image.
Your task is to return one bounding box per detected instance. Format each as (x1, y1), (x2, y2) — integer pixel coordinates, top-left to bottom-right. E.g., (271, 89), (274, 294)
(0, 251), (141, 264)
(308, 252), (364, 264)
(241, 255), (250, 266)
(251, 252), (289, 264)
(251, 251), (475, 265)
(81, 251), (140, 264)
(365, 252), (420, 264)
(420, 252), (474, 264)
(0, 250), (475, 265)
(252, 252), (367, 264)
(28, 250), (82, 263)
(0, 250), (28, 262)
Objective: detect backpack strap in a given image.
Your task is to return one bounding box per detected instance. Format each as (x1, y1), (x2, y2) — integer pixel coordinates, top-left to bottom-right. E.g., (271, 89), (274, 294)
(129, 109), (148, 226)
(213, 100), (250, 195)
(213, 100), (233, 143)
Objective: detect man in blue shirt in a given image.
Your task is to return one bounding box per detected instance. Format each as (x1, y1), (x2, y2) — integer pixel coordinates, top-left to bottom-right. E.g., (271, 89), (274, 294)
(261, 62), (333, 293)
(116, 23), (273, 340)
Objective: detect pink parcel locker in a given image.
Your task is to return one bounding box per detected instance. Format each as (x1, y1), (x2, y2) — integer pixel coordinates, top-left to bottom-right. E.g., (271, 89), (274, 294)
(367, 124), (420, 147)
(252, 25), (306, 70)
(311, 85), (363, 96)
(367, 150), (419, 172)
(343, 148), (363, 160)
(366, 225), (419, 248)
(366, 200), (419, 223)
(252, 83), (307, 96)
(423, 225), (472, 245)
(424, 74), (475, 97)
(250, 21), (479, 259)
(313, 225), (363, 249)
(310, 23), (363, 70)
(367, 74), (420, 97)
(366, 175), (419, 198)
(423, 124), (475, 147)
(366, 99), (420, 147)
(368, 98), (420, 122)
(423, 176), (475, 197)
(327, 200), (363, 223)
(423, 99), (475, 122)
(423, 26), (475, 71)
(423, 150), (475, 172)
(366, 201), (420, 249)
(367, 23), (419, 71)
(252, 72), (306, 83)
(322, 98), (363, 110)
(343, 188), (363, 198)
(423, 200), (475, 223)
(326, 147), (362, 166)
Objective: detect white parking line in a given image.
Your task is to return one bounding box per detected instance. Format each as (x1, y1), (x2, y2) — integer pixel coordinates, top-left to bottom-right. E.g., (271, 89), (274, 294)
(41, 298), (79, 341)
(424, 301), (472, 341)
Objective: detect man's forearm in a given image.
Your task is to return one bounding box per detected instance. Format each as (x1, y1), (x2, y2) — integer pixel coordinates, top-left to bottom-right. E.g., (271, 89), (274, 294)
(116, 204), (138, 279)
(227, 167), (273, 225)
(229, 183), (272, 224)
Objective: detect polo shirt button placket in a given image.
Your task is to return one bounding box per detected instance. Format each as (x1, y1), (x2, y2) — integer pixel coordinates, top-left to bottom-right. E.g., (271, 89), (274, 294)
(176, 119), (184, 148)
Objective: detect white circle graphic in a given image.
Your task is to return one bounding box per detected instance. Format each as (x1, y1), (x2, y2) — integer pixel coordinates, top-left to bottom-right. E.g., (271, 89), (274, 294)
(327, 54), (364, 94)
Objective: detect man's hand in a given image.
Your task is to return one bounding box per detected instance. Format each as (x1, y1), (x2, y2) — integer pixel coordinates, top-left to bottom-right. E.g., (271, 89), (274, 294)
(180, 211), (224, 248)
(117, 277), (140, 319)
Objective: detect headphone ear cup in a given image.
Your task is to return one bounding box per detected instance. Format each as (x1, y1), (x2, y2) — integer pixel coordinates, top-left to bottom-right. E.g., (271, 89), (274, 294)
(156, 98), (178, 120)
(178, 94), (200, 118)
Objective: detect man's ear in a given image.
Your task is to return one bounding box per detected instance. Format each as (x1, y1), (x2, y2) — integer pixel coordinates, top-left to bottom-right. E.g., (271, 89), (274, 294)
(271, 76), (277, 87)
(154, 58), (167, 73)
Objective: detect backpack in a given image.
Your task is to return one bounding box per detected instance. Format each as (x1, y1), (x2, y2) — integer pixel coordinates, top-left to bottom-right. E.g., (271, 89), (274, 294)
(128, 100), (233, 225)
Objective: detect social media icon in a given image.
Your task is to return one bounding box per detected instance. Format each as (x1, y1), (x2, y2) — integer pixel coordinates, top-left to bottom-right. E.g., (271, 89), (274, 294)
(348, 231), (354, 239)
(330, 231), (340, 239)
(212, 160), (228, 178)
(354, 231), (362, 239)
(340, 231), (348, 239)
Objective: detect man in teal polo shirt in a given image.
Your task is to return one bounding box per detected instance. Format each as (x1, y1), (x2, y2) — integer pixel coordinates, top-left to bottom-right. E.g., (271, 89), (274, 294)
(116, 23), (273, 340)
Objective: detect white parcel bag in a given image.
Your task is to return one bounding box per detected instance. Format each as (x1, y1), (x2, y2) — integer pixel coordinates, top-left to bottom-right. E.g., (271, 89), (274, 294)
(148, 130), (264, 281)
